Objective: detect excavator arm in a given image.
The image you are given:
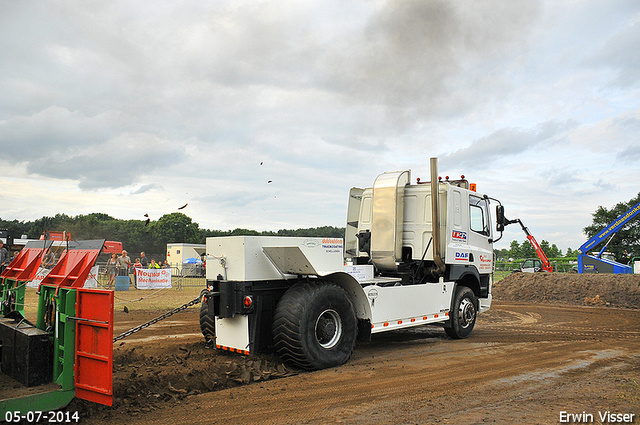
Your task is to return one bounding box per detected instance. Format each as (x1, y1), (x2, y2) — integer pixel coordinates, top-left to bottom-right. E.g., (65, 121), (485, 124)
(504, 218), (553, 273)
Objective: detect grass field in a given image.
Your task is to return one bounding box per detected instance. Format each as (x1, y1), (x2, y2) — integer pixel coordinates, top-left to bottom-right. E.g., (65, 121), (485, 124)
(20, 277), (207, 319)
(493, 270), (510, 283)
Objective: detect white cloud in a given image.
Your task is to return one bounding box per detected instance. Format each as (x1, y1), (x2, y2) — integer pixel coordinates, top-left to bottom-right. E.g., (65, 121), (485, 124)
(586, 20), (640, 88)
(0, 0), (639, 253)
(440, 120), (577, 170)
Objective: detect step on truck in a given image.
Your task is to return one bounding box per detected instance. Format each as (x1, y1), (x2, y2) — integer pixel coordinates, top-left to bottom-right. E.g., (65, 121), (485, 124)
(200, 158), (507, 370)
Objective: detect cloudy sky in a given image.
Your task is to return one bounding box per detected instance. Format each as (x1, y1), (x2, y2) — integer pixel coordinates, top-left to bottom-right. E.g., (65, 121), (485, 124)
(1, 0), (639, 253)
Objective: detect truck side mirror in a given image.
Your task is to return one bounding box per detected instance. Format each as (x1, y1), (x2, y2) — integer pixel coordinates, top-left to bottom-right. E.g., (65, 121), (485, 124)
(496, 205), (505, 232)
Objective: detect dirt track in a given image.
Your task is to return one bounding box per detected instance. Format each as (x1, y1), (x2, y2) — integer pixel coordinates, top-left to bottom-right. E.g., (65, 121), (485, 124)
(120, 305), (637, 425)
(2, 274), (640, 424)
(80, 275), (639, 424)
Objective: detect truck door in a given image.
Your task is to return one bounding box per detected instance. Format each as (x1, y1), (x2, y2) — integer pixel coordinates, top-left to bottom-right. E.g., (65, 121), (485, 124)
(467, 194), (493, 274)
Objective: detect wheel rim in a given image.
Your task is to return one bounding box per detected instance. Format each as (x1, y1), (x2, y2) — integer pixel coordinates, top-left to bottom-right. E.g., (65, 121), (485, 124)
(458, 298), (476, 329)
(315, 309), (342, 349)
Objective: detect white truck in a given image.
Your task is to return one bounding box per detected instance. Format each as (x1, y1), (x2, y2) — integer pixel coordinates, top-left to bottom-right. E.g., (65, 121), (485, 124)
(200, 158), (505, 370)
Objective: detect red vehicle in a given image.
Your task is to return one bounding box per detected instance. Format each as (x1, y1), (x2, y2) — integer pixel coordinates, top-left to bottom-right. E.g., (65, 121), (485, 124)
(102, 240), (123, 254)
(39, 230), (71, 241)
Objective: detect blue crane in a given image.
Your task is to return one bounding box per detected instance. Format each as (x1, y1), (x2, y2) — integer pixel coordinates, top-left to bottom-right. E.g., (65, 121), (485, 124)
(578, 200), (640, 273)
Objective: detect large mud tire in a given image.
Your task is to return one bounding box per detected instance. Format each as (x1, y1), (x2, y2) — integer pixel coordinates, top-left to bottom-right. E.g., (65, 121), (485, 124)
(272, 281), (357, 370)
(445, 286), (477, 339)
(199, 300), (216, 344)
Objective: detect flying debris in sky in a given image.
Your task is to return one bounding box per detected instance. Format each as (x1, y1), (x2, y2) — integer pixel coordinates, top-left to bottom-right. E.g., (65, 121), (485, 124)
(178, 203), (188, 210)
(144, 213), (150, 226)
(0, 2), (639, 254)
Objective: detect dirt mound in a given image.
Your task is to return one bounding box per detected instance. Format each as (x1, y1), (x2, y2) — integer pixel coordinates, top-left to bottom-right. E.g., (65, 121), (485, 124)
(68, 339), (298, 421)
(493, 272), (640, 309)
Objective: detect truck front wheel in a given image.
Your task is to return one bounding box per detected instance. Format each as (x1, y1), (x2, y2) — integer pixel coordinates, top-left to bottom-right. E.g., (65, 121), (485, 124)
(445, 286), (477, 339)
(273, 281), (357, 370)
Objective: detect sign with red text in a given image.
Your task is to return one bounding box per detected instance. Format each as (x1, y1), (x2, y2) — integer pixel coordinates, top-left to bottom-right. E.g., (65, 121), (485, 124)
(136, 268), (172, 289)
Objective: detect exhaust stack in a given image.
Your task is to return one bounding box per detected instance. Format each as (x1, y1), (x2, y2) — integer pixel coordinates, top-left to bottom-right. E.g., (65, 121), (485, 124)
(430, 157), (446, 274)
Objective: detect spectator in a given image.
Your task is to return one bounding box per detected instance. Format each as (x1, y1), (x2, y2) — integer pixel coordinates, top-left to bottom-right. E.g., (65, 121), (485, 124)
(149, 259), (160, 269)
(140, 251), (149, 268)
(133, 258), (143, 288)
(105, 253), (118, 288)
(0, 241), (8, 273)
(117, 250), (131, 276)
(42, 248), (56, 269)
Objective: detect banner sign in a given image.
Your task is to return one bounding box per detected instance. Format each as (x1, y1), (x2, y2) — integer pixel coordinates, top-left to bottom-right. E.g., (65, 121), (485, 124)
(28, 265), (100, 288)
(136, 268), (172, 289)
(27, 267), (51, 288)
(83, 265), (99, 288)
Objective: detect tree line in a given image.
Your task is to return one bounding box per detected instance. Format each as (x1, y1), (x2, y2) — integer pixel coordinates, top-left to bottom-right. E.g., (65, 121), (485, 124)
(494, 239), (568, 262)
(2, 191), (637, 263)
(0, 212), (344, 257)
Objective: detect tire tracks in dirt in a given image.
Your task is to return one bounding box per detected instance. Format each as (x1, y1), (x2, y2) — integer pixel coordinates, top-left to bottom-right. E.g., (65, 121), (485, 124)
(103, 302), (640, 425)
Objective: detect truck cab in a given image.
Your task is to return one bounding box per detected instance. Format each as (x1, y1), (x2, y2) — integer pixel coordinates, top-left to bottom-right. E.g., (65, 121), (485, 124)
(346, 170), (493, 305)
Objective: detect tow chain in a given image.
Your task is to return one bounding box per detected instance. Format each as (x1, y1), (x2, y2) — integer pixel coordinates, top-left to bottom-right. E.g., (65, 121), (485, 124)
(113, 288), (210, 343)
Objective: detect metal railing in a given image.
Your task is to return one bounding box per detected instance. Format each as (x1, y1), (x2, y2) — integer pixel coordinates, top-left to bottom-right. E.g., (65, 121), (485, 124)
(94, 265), (206, 289)
(494, 261), (578, 274)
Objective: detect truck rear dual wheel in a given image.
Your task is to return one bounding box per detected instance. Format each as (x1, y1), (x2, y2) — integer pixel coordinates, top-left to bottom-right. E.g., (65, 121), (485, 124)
(273, 281), (357, 370)
(445, 286), (477, 339)
(199, 300), (215, 344)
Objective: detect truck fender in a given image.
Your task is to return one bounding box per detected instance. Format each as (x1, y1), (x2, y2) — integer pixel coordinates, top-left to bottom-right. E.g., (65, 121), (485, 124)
(447, 264), (480, 288)
(321, 272), (372, 321)
(321, 271), (373, 341)
(448, 265), (483, 298)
